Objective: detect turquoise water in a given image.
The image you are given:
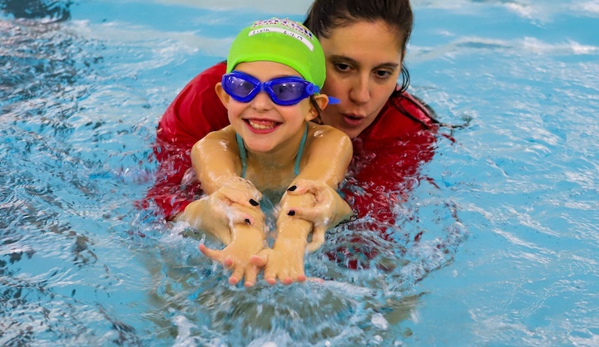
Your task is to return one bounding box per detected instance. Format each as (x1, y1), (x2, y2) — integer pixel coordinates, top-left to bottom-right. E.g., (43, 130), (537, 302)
(1, 0), (598, 346)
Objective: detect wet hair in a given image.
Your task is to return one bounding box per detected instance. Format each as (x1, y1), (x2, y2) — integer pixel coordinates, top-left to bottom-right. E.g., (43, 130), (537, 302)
(304, 0), (413, 92)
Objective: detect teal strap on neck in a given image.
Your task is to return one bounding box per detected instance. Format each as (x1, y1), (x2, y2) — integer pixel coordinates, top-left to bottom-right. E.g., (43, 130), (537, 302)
(235, 122), (309, 179)
(294, 122), (309, 175)
(236, 132), (248, 178)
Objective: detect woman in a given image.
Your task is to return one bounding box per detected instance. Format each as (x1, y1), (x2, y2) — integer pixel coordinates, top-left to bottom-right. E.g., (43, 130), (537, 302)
(146, 0), (439, 269)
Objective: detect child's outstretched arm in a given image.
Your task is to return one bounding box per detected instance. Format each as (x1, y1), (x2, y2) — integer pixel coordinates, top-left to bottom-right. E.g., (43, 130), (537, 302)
(177, 127), (269, 286)
(284, 178), (353, 251)
(252, 125), (353, 284)
(177, 126), (264, 244)
(176, 181), (261, 244)
(199, 203), (266, 287)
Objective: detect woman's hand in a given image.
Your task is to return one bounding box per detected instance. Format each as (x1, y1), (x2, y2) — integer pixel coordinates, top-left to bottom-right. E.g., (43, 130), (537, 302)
(177, 178), (263, 245)
(281, 179), (353, 252)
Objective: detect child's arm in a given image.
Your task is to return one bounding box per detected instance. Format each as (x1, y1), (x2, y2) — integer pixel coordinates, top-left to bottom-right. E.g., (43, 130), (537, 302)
(177, 127), (269, 286)
(199, 203), (266, 287)
(281, 125), (354, 247)
(253, 125), (353, 284)
(284, 178), (353, 251)
(176, 182), (261, 244)
(281, 125), (353, 242)
(176, 126), (263, 243)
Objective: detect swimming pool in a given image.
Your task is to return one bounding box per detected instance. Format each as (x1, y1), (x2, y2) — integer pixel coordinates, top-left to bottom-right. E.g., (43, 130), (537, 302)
(1, 0), (598, 345)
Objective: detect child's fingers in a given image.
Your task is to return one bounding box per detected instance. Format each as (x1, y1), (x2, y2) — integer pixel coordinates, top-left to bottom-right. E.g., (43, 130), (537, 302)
(305, 225), (327, 252)
(199, 244), (223, 262)
(243, 265), (259, 287)
(223, 256), (235, 269)
(289, 268), (307, 283)
(263, 264), (277, 286)
(228, 266), (245, 286)
(279, 270), (293, 285)
(250, 250), (269, 267)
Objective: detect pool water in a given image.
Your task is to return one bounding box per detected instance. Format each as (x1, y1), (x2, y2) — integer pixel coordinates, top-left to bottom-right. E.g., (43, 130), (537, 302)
(1, 0), (598, 346)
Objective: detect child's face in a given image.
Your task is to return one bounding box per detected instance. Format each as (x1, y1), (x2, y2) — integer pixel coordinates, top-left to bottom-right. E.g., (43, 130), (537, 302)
(217, 61), (320, 154)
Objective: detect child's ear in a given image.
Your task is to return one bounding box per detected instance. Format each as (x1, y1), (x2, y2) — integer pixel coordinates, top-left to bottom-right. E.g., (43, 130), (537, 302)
(306, 94), (329, 121)
(215, 82), (230, 107)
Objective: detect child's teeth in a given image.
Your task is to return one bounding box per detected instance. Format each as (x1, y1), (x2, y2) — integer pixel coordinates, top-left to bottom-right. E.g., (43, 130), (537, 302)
(248, 120), (276, 130)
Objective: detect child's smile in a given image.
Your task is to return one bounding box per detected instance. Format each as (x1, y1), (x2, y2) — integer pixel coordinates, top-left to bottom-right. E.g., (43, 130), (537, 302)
(245, 118), (281, 133)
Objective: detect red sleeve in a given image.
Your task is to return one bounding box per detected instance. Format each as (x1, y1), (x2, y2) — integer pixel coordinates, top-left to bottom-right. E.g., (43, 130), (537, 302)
(334, 92), (438, 269)
(345, 92), (438, 223)
(144, 62), (230, 219)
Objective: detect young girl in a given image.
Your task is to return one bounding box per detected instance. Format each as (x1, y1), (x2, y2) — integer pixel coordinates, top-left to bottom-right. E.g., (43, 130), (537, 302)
(178, 18), (353, 287)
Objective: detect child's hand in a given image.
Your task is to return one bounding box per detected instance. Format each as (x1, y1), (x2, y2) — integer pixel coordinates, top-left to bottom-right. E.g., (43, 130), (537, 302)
(199, 223), (266, 287)
(251, 237), (307, 285)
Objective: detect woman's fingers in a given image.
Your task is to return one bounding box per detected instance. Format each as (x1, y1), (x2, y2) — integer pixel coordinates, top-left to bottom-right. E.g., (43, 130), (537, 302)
(290, 206), (328, 225)
(216, 179), (263, 207)
(286, 178), (321, 196)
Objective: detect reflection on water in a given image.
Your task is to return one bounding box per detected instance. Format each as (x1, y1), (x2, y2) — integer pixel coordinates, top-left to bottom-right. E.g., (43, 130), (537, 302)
(0, 0), (71, 21)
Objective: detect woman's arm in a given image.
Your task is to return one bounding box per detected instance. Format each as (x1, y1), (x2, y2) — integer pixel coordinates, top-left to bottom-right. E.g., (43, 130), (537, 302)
(145, 62), (230, 220)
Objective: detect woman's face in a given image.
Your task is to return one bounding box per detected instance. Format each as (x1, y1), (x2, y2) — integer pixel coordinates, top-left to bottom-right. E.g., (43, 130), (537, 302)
(319, 20), (404, 139)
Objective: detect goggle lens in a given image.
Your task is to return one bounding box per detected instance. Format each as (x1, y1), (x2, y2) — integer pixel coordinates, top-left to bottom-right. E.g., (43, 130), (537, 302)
(222, 71), (319, 106)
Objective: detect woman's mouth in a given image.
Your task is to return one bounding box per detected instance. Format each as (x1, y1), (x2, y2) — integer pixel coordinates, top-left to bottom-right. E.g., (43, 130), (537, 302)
(342, 113), (365, 126)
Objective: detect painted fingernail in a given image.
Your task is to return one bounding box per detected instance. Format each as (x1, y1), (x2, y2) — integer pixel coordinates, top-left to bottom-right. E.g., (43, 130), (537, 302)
(287, 210), (295, 216)
(244, 219), (251, 225)
(249, 199), (259, 206)
(287, 185), (297, 192)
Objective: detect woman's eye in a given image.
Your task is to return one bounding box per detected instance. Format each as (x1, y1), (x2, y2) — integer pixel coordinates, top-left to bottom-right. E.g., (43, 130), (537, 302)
(375, 70), (393, 79)
(334, 63), (351, 72)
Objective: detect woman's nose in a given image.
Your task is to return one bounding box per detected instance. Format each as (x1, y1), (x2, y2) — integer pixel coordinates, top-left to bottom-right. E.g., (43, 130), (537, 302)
(348, 74), (370, 104)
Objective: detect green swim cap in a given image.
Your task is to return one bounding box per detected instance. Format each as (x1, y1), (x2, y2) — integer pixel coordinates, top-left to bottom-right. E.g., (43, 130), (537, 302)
(226, 18), (326, 88)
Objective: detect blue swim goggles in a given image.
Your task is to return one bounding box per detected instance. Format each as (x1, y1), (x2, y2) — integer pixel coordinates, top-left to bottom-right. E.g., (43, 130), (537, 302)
(222, 71), (338, 106)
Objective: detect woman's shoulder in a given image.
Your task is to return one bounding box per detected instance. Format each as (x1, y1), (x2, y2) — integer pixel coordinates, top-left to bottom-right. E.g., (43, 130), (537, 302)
(358, 92), (439, 143)
(385, 91), (439, 129)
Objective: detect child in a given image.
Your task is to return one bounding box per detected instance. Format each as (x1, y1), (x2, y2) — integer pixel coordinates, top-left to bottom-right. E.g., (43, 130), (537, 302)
(177, 18), (353, 287)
